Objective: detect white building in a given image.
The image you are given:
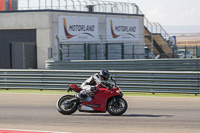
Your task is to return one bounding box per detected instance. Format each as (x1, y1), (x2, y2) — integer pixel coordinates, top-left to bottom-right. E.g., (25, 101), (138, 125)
(0, 1), (145, 69)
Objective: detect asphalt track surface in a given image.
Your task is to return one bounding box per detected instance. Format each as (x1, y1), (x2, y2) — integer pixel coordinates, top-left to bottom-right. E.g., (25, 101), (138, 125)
(0, 93), (200, 133)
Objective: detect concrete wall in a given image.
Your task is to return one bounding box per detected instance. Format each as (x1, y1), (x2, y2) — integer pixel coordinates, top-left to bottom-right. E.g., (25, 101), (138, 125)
(0, 12), (52, 68)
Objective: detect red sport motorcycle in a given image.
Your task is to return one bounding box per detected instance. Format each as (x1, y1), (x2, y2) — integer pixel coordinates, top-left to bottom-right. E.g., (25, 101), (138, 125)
(56, 77), (128, 116)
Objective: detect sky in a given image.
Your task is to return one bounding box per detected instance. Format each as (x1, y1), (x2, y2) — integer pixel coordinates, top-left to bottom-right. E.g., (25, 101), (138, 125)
(108, 0), (200, 26)
(18, 0), (199, 26)
(17, 0), (200, 33)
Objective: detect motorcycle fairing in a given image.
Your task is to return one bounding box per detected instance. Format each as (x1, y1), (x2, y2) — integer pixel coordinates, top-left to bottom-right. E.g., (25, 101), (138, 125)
(81, 87), (121, 112)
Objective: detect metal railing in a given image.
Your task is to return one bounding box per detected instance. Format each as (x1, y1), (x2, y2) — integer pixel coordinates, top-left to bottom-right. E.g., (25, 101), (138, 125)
(151, 22), (170, 40)
(58, 43), (144, 61)
(16, 0), (142, 15)
(46, 58), (200, 71)
(0, 69), (199, 94)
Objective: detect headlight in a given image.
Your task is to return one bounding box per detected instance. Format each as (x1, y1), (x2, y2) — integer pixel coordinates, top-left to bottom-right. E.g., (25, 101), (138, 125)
(116, 89), (123, 96)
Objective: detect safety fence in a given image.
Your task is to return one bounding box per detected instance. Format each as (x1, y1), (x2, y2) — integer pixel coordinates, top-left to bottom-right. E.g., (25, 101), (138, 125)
(0, 69), (199, 94)
(177, 45), (200, 58)
(46, 58), (200, 71)
(145, 45), (200, 59)
(16, 0), (141, 15)
(58, 43), (142, 61)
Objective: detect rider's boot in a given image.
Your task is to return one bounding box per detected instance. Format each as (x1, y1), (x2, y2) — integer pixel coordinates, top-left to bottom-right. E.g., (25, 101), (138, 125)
(76, 90), (87, 102)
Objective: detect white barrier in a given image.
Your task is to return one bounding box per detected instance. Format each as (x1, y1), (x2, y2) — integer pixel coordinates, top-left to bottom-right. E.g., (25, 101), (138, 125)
(0, 69), (199, 94)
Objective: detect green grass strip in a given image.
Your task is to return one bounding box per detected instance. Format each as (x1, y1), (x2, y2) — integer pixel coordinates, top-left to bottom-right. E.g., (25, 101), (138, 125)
(0, 89), (199, 98)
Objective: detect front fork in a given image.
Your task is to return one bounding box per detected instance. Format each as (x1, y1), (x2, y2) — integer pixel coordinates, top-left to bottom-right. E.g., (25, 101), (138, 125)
(112, 97), (121, 107)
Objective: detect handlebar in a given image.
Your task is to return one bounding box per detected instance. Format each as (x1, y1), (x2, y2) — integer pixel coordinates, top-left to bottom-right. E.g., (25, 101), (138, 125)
(110, 76), (116, 85)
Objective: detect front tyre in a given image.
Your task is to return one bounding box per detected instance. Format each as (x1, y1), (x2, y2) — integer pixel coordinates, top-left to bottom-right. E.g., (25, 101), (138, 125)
(107, 97), (128, 116)
(56, 95), (78, 115)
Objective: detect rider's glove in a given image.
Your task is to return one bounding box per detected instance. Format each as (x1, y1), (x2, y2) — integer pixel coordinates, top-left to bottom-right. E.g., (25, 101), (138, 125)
(67, 86), (73, 92)
(102, 82), (112, 88)
(91, 86), (98, 92)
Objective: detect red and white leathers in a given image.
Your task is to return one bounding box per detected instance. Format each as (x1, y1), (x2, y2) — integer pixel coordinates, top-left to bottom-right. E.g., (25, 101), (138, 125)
(79, 73), (106, 95)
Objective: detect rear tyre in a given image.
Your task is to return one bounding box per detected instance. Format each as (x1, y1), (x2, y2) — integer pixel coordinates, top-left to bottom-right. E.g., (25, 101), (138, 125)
(56, 95), (78, 115)
(107, 97), (128, 116)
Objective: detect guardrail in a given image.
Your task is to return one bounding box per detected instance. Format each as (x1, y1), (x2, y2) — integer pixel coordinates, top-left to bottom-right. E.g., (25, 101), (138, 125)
(0, 69), (199, 94)
(46, 58), (200, 71)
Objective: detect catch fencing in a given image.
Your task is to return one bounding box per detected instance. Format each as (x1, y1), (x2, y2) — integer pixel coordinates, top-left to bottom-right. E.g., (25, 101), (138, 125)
(0, 69), (199, 94)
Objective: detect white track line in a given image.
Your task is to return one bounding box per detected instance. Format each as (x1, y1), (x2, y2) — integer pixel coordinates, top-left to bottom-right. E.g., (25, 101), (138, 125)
(0, 129), (72, 133)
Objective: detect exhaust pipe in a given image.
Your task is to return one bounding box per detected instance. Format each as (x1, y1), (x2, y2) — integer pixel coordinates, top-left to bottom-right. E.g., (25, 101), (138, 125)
(78, 105), (94, 111)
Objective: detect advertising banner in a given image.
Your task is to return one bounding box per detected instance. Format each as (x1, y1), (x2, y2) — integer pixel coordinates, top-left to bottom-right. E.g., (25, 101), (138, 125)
(58, 16), (98, 42)
(106, 17), (139, 41)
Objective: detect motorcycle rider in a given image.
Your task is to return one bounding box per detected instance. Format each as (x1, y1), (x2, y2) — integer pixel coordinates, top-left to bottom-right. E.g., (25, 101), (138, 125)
(77, 70), (110, 100)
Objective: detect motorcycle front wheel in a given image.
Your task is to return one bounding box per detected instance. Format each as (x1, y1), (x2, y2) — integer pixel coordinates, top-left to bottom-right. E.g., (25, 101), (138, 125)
(107, 97), (128, 116)
(56, 95), (78, 115)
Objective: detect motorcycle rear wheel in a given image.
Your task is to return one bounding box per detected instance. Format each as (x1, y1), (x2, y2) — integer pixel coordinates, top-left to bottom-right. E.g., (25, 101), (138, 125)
(56, 95), (78, 115)
(107, 97), (128, 116)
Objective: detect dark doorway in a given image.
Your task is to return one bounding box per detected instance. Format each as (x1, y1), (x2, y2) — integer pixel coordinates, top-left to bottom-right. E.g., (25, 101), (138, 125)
(0, 29), (36, 68)
(11, 42), (37, 69)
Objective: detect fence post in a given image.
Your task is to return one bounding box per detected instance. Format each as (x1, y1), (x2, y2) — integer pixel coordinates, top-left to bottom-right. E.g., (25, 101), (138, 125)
(83, 43), (87, 60)
(132, 45), (134, 59)
(95, 44), (97, 60)
(105, 43), (108, 60)
(67, 44), (69, 57)
(185, 45), (186, 58)
(197, 72), (200, 96)
(87, 44), (90, 60)
(99, 34), (104, 60)
(59, 44), (63, 61)
(147, 47), (149, 59)
(196, 45), (197, 58)
(121, 43), (124, 59)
